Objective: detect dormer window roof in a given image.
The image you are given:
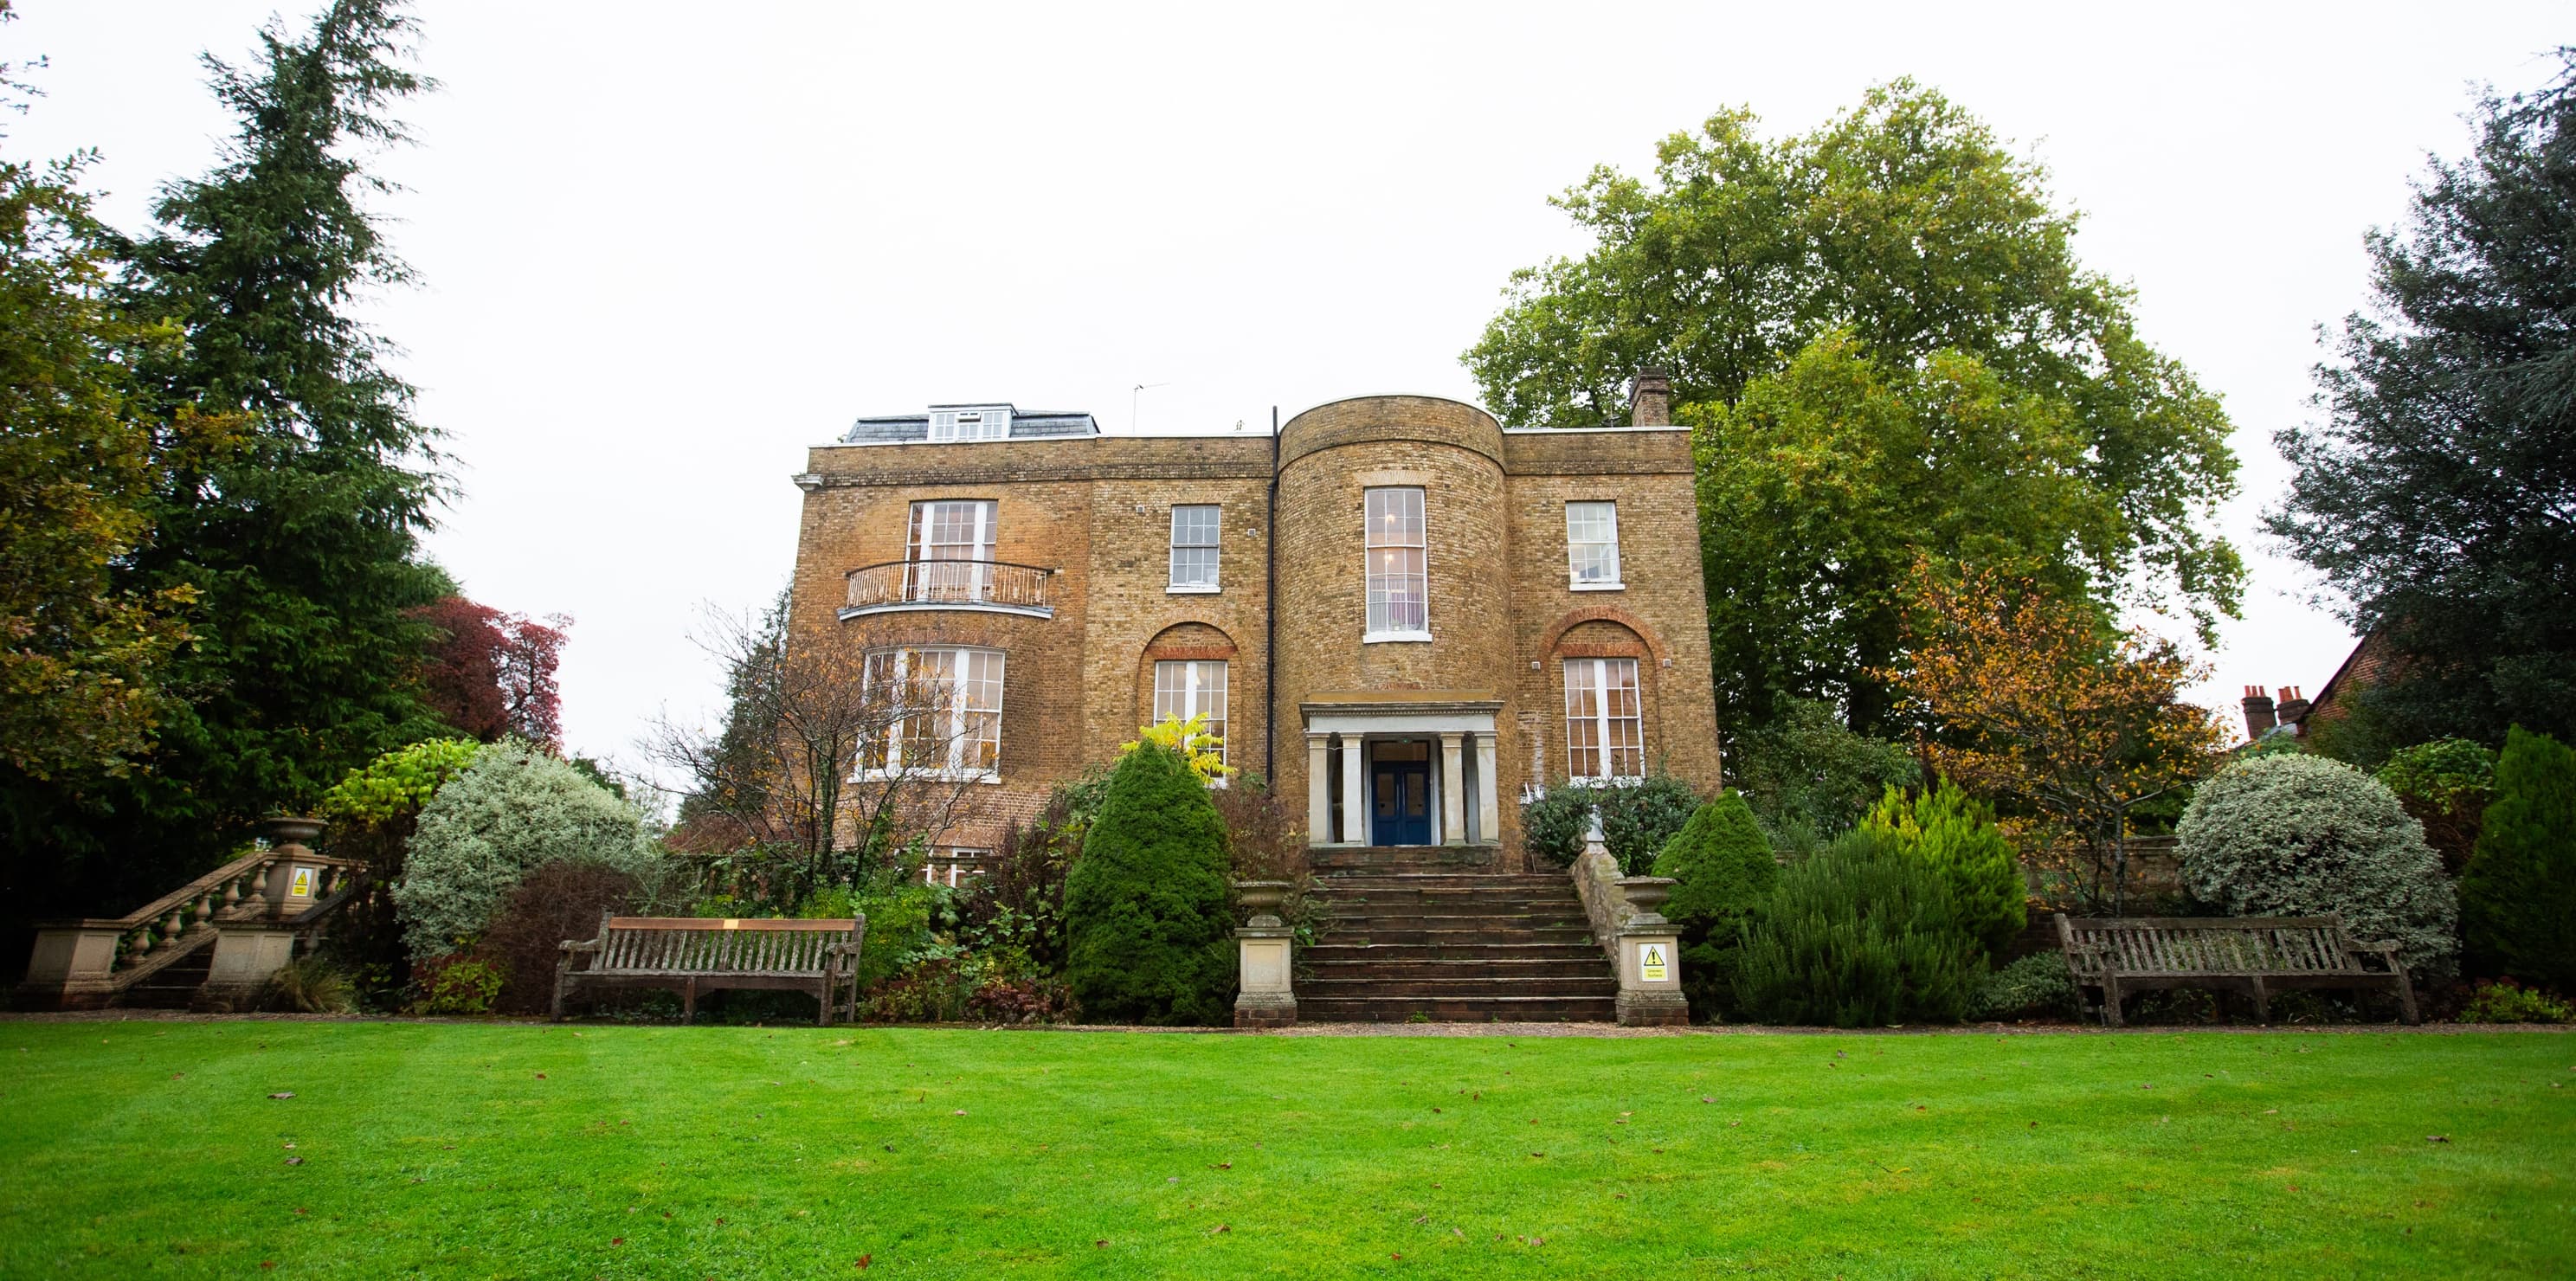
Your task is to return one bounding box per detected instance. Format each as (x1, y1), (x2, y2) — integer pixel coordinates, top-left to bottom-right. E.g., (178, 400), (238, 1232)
(929, 404), (1011, 441)
(839, 402), (1100, 445)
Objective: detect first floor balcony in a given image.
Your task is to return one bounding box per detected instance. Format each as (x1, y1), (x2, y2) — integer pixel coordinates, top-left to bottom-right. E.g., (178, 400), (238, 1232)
(840, 558), (1056, 621)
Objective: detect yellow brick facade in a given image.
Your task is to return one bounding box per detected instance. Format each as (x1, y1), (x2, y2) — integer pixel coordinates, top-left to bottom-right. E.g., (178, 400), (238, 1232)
(788, 394), (1721, 869)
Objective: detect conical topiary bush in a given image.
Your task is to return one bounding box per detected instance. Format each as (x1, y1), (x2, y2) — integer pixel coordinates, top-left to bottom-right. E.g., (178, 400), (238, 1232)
(1063, 741), (1235, 1024)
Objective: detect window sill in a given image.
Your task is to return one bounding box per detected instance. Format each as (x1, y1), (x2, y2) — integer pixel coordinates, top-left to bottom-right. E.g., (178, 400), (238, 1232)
(1568, 581), (1626, 592)
(855, 769), (1002, 785)
(1362, 630), (1433, 644)
(1166, 583), (1221, 595)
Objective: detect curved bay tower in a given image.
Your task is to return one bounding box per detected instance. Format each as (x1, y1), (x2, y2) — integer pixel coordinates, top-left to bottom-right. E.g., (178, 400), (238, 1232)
(789, 379), (1723, 1010)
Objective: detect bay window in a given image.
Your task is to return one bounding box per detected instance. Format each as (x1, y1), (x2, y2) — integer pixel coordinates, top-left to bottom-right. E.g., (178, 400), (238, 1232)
(861, 647), (1004, 778)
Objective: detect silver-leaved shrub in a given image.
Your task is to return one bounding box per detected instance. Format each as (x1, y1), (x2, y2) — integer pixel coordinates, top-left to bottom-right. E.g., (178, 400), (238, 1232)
(2177, 752), (2458, 982)
(395, 739), (664, 958)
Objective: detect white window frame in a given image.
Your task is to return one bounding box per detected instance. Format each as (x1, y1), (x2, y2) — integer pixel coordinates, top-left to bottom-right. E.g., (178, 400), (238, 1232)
(1152, 660), (1228, 765)
(860, 646), (1005, 782)
(1168, 505), (1221, 593)
(923, 847), (994, 887)
(905, 499), (997, 602)
(1565, 500), (1624, 590)
(1363, 486), (1431, 642)
(927, 407), (1009, 441)
(1563, 657), (1645, 782)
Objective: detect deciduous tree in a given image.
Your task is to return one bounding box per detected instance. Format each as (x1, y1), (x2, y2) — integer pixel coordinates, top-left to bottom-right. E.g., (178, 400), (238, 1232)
(409, 596), (568, 748)
(1466, 81), (2239, 732)
(1884, 562), (2227, 912)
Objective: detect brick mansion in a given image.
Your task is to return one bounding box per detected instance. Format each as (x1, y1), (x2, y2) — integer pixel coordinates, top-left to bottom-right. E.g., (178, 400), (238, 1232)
(786, 379), (1723, 878)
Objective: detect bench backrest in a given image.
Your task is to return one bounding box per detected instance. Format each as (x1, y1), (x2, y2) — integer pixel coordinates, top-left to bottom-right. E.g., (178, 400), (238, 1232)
(2055, 914), (2360, 977)
(593, 917), (864, 976)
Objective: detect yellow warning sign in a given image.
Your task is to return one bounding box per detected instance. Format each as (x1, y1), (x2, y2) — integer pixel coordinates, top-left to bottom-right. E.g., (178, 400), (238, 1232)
(288, 866), (314, 898)
(1639, 942), (1668, 982)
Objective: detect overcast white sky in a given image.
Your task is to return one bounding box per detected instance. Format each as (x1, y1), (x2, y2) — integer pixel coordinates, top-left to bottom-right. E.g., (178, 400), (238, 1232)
(8, 3), (2568, 777)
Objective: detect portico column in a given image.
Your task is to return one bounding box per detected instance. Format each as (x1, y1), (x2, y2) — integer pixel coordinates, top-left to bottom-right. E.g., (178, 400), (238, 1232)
(1339, 733), (1368, 846)
(1439, 732), (1467, 846)
(1305, 732), (1332, 847)
(1474, 732), (1501, 845)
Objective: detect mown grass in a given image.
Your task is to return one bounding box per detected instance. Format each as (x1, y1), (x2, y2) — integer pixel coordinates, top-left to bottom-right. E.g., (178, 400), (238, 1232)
(0, 1020), (2568, 1278)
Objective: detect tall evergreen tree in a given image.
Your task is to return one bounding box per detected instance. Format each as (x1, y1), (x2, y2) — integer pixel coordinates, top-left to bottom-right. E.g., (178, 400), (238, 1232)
(2270, 51), (2576, 747)
(2457, 727), (2576, 990)
(2, 0), (448, 927)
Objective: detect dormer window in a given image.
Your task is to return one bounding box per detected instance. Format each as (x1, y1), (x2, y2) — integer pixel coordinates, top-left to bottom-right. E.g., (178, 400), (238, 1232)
(928, 406), (1010, 441)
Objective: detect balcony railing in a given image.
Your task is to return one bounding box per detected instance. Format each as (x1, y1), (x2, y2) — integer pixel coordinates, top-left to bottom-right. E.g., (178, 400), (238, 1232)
(841, 558), (1056, 620)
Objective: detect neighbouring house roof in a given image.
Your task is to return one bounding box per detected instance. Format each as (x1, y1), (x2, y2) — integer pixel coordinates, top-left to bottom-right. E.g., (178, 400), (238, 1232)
(840, 403), (1099, 444)
(2292, 627), (2399, 732)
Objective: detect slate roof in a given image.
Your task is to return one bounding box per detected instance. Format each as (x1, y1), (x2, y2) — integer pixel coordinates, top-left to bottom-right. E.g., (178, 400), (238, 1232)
(840, 404), (1099, 444)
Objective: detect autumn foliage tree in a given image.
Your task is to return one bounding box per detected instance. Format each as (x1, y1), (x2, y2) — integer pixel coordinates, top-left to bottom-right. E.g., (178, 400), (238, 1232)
(1884, 562), (2228, 911)
(409, 596), (567, 748)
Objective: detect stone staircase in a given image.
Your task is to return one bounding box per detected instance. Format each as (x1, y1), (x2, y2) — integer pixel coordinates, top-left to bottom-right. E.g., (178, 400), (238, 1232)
(1301, 853), (1617, 1022)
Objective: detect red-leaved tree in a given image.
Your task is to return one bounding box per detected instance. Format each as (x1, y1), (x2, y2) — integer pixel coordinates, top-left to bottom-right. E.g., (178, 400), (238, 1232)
(410, 596), (569, 748)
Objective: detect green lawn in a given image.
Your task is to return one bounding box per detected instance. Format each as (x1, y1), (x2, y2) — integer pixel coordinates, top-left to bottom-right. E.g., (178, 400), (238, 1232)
(0, 1021), (2569, 1278)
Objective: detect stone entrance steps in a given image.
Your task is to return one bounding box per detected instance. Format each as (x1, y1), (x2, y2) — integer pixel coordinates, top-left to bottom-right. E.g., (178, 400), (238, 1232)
(1301, 869), (1616, 1023)
(119, 947), (215, 1010)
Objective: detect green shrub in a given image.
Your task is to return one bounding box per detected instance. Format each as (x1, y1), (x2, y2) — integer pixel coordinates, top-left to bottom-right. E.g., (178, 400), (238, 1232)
(414, 956), (504, 1014)
(2379, 738), (2496, 872)
(2176, 752), (2459, 983)
(2457, 978), (2574, 1025)
(394, 740), (666, 960)
(1064, 742), (1235, 1024)
(1733, 827), (1984, 1027)
(1966, 951), (2078, 1020)
(1729, 698), (1921, 844)
(1650, 791), (1776, 1020)
(2457, 727), (2576, 989)
(317, 738), (481, 827)
(1522, 772), (1704, 872)
(261, 956), (356, 1014)
(1862, 781), (2026, 960)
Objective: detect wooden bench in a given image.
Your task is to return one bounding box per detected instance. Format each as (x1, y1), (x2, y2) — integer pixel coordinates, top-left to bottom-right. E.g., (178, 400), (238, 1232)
(2055, 913), (2418, 1027)
(554, 915), (866, 1025)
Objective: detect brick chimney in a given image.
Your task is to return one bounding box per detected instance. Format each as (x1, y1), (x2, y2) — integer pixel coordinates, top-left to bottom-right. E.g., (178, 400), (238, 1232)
(2275, 686), (2309, 727)
(2240, 686), (2276, 741)
(1630, 368), (1671, 427)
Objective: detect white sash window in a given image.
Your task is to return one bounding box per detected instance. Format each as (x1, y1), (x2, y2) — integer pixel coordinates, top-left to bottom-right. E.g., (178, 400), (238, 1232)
(906, 500), (996, 602)
(1364, 487), (1428, 639)
(1564, 657), (1644, 780)
(1169, 505), (1221, 590)
(1566, 501), (1622, 589)
(1153, 660), (1228, 763)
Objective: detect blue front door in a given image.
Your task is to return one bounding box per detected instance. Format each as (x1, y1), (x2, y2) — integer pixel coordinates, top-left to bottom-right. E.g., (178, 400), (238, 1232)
(1371, 743), (1433, 846)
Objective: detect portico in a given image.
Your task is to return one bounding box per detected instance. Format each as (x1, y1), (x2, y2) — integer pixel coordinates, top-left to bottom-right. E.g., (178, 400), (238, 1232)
(1300, 695), (1503, 847)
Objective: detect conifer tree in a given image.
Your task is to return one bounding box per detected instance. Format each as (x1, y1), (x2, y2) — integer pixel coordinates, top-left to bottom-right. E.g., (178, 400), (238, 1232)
(1862, 781), (2025, 960)
(2458, 727), (2576, 991)
(2, 1), (450, 914)
(1651, 790), (1777, 1019)
(1063, 742), (1234, 1024)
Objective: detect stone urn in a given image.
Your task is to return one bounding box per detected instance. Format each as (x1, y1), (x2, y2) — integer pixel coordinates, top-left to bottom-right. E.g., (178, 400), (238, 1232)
(1615, 875), (1677, 925)
(261, 815), (327, 854)
(1234, 879), (1292, 929)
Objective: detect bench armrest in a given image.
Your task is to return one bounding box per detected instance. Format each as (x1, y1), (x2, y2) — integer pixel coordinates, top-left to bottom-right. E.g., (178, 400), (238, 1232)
(559, 939), (602, 955)
(2345, 938), (2406, 970)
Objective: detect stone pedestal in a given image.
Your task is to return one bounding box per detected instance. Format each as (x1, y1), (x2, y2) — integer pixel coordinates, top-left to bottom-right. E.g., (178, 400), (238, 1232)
(15, 924), (126, 1011)
(1234, 925), (1297, 1028)
(194, 922), (297, 1013)
(1613, 875), (1688, 1027)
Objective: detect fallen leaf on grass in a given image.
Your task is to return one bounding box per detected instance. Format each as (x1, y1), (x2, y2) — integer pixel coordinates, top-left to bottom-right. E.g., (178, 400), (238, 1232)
(1210, 1162), (1232, 1169)
(284, 1157), (303, 1166)
(1206, 1225), (1229, 1235)
(268, 1091), (294, 1100)
(534, 1073), (547, 1080)
(2426, 1135), (2450, 1143)
(611, 1238), (624, 1246)
(855, 1253), (871, 1269)
(1094, 1239), (1109, 1248)
(1700, 1096), (1711, 1104)
(951, 1110), (967, 1117)
(1530, 1151), (1544, 1158)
